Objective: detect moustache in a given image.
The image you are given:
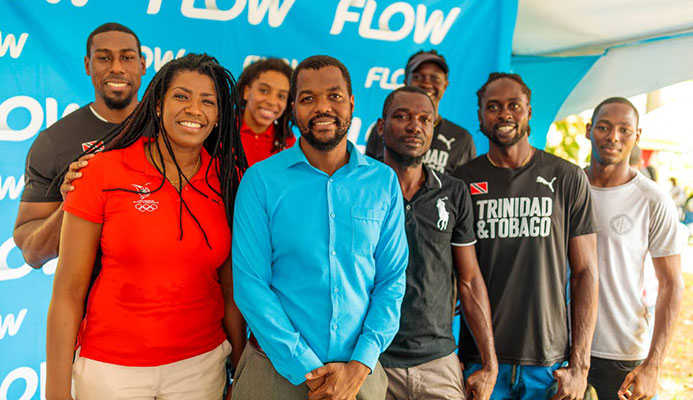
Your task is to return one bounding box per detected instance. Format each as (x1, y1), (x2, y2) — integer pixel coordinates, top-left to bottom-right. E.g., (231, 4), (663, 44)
(103, 74), (132, 84)
(494, 122), (517, 130)
(308, 113), (340, 129)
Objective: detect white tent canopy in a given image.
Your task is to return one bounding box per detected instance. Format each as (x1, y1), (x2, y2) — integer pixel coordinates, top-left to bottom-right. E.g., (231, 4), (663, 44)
(513, 0), (693, 118)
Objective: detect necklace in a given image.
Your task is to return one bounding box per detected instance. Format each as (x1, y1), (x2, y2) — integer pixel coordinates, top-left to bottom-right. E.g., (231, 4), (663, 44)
(165, 157), (201, 185)
(486, 147), (534, 168)
(146, 145), (202, 185)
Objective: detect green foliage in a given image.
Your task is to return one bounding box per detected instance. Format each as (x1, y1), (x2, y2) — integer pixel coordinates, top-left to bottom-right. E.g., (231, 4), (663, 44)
(545, 116), (590, 166)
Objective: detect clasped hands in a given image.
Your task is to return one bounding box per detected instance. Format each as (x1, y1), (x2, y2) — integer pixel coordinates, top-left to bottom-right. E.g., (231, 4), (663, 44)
(304, 360), (370, 400)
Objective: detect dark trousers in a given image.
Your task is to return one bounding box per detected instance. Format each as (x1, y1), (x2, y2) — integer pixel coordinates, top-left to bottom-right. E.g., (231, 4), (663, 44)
(588, 356), (644, 400)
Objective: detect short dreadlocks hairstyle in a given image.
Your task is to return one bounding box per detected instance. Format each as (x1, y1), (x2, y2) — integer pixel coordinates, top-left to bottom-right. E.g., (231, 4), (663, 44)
(476, 72), (532, 109)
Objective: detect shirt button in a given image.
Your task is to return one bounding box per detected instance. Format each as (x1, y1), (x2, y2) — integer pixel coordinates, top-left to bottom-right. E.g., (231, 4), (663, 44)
(330, 212), (336, 218)
(333, 287), (339, 294)
(328, 178), (333, 183)
(406, 205), (411, 210)
(332, 324), (338, 330)
(331, 250), (336, 256)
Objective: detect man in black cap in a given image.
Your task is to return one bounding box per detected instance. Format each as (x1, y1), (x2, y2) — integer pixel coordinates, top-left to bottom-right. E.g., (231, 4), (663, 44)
(365, 49), (475, 174)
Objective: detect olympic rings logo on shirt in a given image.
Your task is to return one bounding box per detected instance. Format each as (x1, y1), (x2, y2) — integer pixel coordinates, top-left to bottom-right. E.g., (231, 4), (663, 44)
(133, 199), (159, 213)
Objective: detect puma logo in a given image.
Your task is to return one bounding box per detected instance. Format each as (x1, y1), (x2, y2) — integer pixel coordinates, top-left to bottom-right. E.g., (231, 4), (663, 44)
(437, 134), (456, 150)
(536, 176), (556, 192)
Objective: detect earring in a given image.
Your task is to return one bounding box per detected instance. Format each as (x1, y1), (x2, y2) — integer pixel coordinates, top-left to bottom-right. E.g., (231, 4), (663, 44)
(214, 122), (218, 127)
(274, 119), (279, 125)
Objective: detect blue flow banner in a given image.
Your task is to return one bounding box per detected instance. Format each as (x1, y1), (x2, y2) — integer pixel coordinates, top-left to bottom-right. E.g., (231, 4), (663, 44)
(0, 1), (517, 398)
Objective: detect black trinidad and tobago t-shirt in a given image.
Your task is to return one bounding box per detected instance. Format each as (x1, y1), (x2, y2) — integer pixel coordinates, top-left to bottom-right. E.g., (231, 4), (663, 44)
(452, 150), (598, 366)
(22, 104), (115, 202)
(365, 118), (476, 174)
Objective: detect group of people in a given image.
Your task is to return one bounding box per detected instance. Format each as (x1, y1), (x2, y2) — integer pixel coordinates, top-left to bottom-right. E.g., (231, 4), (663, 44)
(12, 22), (684, 400)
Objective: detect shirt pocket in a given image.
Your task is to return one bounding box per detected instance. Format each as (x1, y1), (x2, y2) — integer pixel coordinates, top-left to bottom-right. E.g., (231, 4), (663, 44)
(351, 206), (386, 257)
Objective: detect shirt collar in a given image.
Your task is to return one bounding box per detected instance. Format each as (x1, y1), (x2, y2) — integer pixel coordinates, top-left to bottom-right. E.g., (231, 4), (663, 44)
(283, 138), (370, 171)
(422, 164), (442, 189)
(122, 137), (214, 182)
(240, 120), (275, 138)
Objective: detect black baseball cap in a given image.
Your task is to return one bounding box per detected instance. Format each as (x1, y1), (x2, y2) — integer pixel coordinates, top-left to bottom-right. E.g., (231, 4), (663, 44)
(405, 52), (449, 77)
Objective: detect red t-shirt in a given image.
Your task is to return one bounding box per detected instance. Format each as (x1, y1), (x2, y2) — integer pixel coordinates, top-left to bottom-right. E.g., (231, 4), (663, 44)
(240, 120), (296, 166)
(63, 138), (230, 366)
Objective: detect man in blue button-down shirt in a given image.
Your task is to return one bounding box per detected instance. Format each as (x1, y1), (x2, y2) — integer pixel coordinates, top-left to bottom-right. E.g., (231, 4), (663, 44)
(231, 55), (409, 400)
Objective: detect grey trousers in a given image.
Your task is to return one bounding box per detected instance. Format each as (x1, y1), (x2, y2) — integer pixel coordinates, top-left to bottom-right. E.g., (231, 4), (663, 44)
(384, 352), (466, 400)
(231, 343), (388, 400)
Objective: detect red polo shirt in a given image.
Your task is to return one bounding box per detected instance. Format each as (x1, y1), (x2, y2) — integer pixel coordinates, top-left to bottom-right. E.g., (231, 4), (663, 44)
(240, 120), (296, 166)
(63, 138), (230, 366)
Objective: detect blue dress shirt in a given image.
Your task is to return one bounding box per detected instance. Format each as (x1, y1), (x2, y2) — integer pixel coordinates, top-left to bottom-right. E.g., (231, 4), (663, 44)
(232, 139), (408, 385)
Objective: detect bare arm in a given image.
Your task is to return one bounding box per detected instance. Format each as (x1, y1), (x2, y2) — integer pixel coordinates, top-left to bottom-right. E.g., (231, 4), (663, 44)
(14, 156), (92, 268)
(219, 256), (247, 368)
(46, 212), (101, 400)
(13, 201), (63, 267)
(552, 233), (598, 400)
(617, 254), (683, 400)
(453, 245), (497, 399)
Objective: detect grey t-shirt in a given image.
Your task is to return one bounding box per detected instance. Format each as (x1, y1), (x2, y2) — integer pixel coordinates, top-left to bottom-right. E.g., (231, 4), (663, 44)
(453, 150), (598, 365)
(590, 173), (682, 360)
(22, 104), (115, 202)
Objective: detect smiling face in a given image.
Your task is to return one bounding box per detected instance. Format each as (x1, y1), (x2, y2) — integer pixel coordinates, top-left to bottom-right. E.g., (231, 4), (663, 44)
(586, 102), (641, 166)
(242, 70), (290, 133)
(159, 70), (218, 153)
(293, 66), (354, 152)
(85, 30), (145, 110)
(479, 78), (532, 148)
(406, 62), (448, 111)
(380, 91), (435, 167)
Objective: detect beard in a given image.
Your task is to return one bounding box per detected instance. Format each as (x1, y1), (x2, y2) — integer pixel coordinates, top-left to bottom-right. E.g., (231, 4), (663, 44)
(383, 139), (425, 167)
(103, 91), (136, 110)
(481, 122), (530, 148)
(299, 112), (351, 152)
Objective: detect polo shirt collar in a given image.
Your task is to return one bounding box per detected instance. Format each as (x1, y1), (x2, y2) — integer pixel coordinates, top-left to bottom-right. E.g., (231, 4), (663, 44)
(122, 137), (214, 182)
(283, 138), (370, 171)
(240, 119), (275, 139)
(422, 164), (443, 190)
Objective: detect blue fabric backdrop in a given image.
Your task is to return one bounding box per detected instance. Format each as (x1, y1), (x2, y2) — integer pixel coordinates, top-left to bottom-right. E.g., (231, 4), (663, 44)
(0, 1), (522, 398)
(511, 55), (602, 149)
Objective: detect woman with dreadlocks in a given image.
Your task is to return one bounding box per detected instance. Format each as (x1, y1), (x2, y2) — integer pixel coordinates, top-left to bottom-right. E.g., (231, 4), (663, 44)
(237, 58), (295, 166)
(46, 54), (247, 399)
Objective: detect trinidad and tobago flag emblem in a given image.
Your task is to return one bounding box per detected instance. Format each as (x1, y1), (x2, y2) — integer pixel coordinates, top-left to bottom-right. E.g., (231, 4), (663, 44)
(469, 182), (488, 195)
(81, 140), (104, 152)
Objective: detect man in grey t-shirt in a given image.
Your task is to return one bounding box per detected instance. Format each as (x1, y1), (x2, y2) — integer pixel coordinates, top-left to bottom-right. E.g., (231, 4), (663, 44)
(585, 97), (684, 400)
(14, 23), (145, 268)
